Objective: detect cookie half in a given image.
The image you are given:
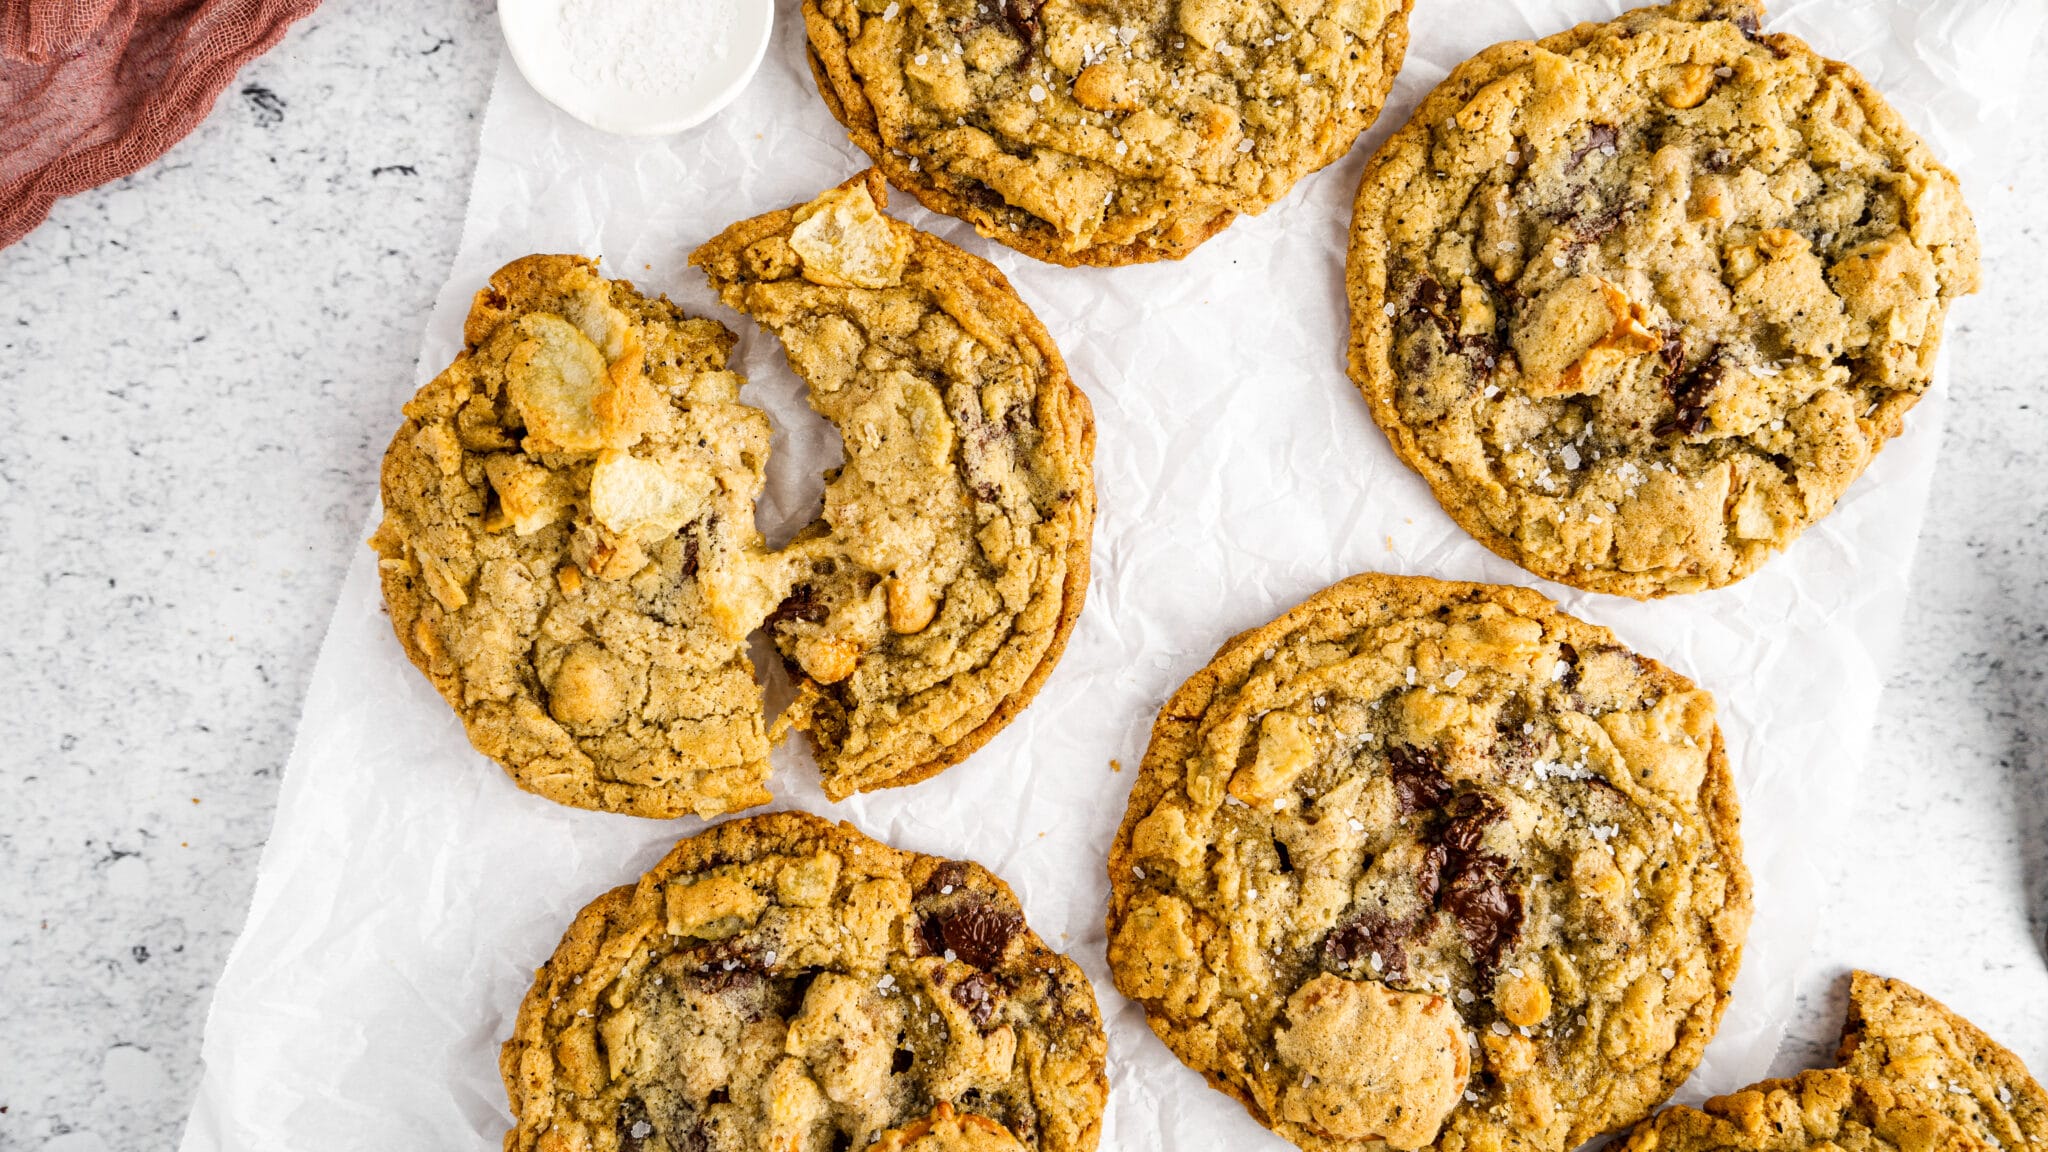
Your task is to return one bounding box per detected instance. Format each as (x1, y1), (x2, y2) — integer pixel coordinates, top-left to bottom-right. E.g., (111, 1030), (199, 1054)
(804, 0), (1413, 265)
(1837, 971), (2048, 1152)
(1105, 573), (1750, 1152)
(501, 812), (1109, 1152)
(374, 174), (1092, 815)
(1346, 0), (1979, 597)
(1620, 1069), (1989, 1152)
(692, 172), (1095, 801)
(373, 255), (779, 817)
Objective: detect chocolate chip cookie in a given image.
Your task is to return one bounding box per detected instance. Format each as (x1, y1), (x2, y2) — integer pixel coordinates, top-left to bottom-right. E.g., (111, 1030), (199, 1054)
(373, 175), (1092, 817)
(501, 811), (1108, 1152)
(1838, 971), (2047, 1152)
(691, 172), (1094, 800)
(1105, 573), (1750, 1152)
(1621, 1069), (1990, 1152)
(1346, 0), (1979, 597)
(804, 0), (1413, 265)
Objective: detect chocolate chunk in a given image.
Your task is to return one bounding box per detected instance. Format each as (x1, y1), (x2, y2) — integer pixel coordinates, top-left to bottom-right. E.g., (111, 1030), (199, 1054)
(1657, 354), (1724, 437)
(1417, 841), (1448, 907)
(1555, 641), (1583, 692)
(1387, 744), (1452, 815)
(893, 1047), (915, 1074)
(1003, 0), (1041, 46)
(952, 972), (1001, 1027)
(692, 938), (765, 991)
(1731, 11), (1790, 56)
(1439, 792), (1504, 858)
(618, 1097), (654, 1152)
(1573, 200), (1628, 244)
(1442, 852), (1524, 974)
(1569, 124), (1619, 171)
(1658, 327), (1686, 377)
(1455, 333), (1500, 380)
(1323, 912), (1412, 979)
(932, 903), (1023, 969)
(919, 860), (972, 900)
(764, 583), (830, 630)
(1403, 274), (1499, 379)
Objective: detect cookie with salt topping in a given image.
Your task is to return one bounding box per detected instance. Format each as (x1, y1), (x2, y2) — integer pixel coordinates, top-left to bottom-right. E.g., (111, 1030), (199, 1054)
(804, 0), (1413, 265)
(1621, 1069), (1990, 1152)
(692, 171), (1094, 801)
(501, 811), (1108, 1152)
(373, 253), (780, 817)
(1836, 971), (2048, 1152)
(1106, 572), (1750, 1152)
(1346, 0), (1978, 597)
(372, 172), (1092, 817)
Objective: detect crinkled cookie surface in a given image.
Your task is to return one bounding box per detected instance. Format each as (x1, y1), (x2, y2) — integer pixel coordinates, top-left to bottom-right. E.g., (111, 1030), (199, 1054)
(373, 253), (779, 817)
(1347, 0), (1979, 597)
(691, 172), (1094, 801)
(500, 812), (1108, 1152)
(1838, 972), (2048, 1152)
(805, 0), (1412, 264)
(1106, 573), (1750, 1152)
(373, 175), (1092, 817)
(1621, 1069), (1989, 1152)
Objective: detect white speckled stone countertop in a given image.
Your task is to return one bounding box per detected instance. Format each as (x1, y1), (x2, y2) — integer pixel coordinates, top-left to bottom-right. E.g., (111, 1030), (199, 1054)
(1, 1), (2043, 1146)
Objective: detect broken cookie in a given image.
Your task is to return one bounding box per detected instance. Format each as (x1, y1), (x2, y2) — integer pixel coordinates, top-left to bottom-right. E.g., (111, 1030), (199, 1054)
(372, 173), (1093, 816)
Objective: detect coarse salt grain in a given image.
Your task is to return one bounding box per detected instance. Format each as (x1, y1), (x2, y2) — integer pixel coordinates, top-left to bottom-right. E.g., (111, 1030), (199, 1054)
(560, 0), (737, 96)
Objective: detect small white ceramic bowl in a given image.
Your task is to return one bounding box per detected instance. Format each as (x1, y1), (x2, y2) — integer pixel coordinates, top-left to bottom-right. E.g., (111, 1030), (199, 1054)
(499, 0), (774, 136)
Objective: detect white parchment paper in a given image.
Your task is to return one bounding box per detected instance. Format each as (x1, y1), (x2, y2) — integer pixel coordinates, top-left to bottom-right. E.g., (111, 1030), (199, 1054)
(181, 1), (2042, 1147)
